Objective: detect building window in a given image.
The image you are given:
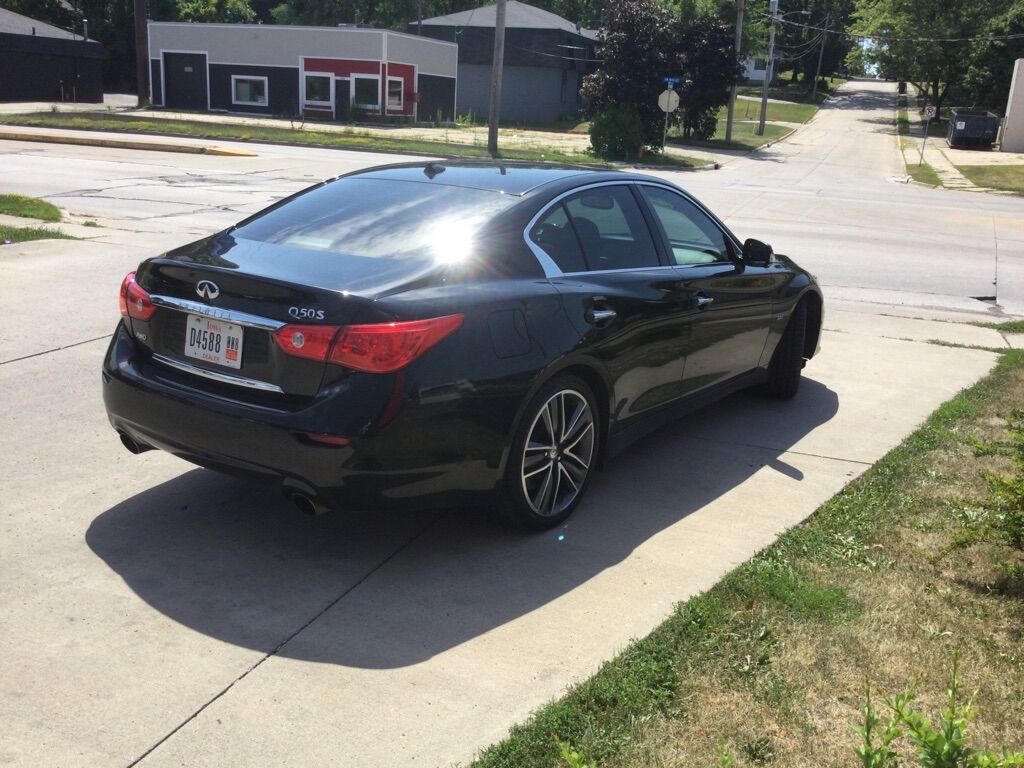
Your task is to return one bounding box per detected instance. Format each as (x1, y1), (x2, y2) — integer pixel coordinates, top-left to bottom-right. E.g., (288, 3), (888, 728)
(353, 76), (380, 109)
(232, 76), (268, 107)
(387, 77), (403, 110)
(304, 74), (332, 105)
(753, 58), (767, 71)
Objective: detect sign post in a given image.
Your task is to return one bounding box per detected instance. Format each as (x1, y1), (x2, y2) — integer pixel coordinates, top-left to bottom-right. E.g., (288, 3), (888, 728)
(919, 104), (937, 166)
(659, 79), (681, 151)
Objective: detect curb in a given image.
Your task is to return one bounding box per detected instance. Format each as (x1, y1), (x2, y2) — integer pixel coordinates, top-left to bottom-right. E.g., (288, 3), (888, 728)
(0, 129), (257, 157)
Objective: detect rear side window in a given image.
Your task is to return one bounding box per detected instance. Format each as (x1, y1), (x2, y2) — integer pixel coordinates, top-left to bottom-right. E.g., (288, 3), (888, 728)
(234, 177), (516, 262)
(529, 204), (587, 273)
(639, 186), (732, 265)
(562, 186), (659, 271)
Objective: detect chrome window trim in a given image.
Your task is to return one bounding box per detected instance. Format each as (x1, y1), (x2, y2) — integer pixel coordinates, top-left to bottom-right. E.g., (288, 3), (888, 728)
(152, 354), (285, 393)
(523, 181), (637, 278)
(523, 179), (742, 278)
(150, 294), (287, 331)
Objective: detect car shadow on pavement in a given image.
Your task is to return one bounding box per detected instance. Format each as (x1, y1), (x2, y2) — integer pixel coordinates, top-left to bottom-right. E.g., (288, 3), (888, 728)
(86, 379), (838, 669)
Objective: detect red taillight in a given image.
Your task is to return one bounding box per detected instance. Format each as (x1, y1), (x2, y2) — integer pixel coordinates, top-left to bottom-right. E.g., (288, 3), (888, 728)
(271, 314), (464, 374)
(305, 433), (351, 446)
(119, 272), (156, 321)
(272, 324), (341, 362)
(330, 315), (464, 373)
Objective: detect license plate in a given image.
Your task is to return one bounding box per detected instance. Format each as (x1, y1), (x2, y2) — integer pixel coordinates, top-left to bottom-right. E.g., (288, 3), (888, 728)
(183, 314), (243, 369)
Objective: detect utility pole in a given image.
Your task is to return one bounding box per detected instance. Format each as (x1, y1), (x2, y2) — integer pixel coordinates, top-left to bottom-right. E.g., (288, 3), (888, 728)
(416, 0), (423, 35)
(810, 12), (829, 103)
(725, 0), (746, 145)
(133, 0), (149, 106)
(755, 0), (778, 137)
(487, 0), (507, 157)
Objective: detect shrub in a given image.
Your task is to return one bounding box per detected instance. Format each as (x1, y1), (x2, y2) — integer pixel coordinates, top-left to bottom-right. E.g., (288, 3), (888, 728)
(589, 105), (647, 160)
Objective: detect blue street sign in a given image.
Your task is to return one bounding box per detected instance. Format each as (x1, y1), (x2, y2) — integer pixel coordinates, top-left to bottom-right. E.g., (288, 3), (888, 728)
(663, 76), (680, 86)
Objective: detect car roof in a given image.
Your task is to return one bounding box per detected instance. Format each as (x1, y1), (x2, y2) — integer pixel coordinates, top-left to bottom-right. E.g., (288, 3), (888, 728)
(350, 161), (656, 197)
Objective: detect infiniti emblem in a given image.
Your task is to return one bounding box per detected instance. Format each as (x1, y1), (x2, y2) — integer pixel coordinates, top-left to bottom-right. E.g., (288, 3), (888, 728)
(195, 280), (220, 300)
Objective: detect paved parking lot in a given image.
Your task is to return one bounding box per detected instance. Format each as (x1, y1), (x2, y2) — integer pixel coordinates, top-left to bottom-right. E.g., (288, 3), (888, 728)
(1, 81), (1021, 766)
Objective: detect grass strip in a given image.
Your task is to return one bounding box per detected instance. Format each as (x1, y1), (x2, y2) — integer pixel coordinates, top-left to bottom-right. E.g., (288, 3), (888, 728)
(0, 225), (75, 244)
(0, 112), (704, 169)
(0, 193), (61, 222)
(473, 350), (1024, 768)
(956, 165), (1024, 195)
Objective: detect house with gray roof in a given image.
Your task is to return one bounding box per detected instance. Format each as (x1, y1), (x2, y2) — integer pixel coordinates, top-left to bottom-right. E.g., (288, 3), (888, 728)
(413, 0), (598, 123)
(0, 7), (105, 102)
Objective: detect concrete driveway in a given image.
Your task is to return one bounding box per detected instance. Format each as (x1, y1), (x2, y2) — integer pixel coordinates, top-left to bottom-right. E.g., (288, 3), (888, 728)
(0, 81), (1019, 767)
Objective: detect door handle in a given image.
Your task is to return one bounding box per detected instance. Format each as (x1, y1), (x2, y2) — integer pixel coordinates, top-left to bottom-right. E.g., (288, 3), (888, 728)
(585, 306), (617, 325)
(695, 294), (714, 309)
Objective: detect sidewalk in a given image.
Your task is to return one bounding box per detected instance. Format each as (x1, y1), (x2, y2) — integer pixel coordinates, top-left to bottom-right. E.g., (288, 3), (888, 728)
(901, 108), (1024, 192)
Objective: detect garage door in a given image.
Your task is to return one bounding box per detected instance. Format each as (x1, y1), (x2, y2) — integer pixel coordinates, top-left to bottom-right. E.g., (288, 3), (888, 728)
(163, 52), (208, 111)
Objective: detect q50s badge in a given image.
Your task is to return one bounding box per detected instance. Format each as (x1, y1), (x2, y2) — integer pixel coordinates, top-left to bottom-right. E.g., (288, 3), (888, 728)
(289, 307), (325, 320)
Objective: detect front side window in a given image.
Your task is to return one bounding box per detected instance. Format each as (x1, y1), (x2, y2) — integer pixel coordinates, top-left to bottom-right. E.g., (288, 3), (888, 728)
(353, 77), (380, 108)
(387, 78), (403, 109)
(305, 74), (331, 104)
(232, 76), (267, 106)
(562, 186), (660, 271)
(639, 186), (732, 266)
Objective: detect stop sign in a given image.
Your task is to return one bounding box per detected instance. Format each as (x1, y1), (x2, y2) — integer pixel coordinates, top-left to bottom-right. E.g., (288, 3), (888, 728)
(658, 89), (680, 113)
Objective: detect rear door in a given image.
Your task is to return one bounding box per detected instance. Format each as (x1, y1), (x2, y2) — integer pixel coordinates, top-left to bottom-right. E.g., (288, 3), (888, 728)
(530, 183), (696, 419)
(163, 53), (208, 111)
(636, 183), (777, 395)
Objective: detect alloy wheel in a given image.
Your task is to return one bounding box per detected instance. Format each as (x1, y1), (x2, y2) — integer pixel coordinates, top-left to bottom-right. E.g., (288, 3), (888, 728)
(520, 389), (595, 517)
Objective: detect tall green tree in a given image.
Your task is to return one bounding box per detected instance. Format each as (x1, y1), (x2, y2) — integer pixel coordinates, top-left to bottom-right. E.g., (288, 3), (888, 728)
(963, 0), (1024, 110)
(580, 0), (677, 148)
(849, 0), (1009, 112)
(675, 14), (743, 138)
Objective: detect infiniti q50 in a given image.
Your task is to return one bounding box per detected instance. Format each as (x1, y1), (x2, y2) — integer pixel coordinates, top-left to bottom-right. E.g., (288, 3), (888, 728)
(103, 162), (822, 529)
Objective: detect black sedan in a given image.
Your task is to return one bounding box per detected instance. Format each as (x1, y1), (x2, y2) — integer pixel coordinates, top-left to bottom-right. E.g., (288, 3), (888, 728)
(103, 162), (822, 530)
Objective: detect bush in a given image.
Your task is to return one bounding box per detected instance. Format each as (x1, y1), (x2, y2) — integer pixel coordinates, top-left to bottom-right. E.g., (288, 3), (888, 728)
(589, 105), (647, 160)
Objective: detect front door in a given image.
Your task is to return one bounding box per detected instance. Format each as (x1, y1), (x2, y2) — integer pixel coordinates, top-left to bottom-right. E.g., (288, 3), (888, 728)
(335, 78), (351, 121)
(635, 183), (776, 395)
(163, 53), (208, 111)
(530, 183), (695, 420)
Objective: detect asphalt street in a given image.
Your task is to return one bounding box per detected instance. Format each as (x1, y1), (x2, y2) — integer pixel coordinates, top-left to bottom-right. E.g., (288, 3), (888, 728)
(0, 80), (1020, 767)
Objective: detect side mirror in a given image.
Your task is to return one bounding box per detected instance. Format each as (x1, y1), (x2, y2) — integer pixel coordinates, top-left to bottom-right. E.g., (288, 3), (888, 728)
(742, 238), (773, 267)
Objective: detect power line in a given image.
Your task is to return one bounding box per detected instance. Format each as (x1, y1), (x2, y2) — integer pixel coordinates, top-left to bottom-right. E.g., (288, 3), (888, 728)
(756, 12), (1024, 43)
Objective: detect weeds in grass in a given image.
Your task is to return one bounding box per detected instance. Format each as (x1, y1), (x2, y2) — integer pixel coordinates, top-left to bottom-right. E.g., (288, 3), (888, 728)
(854, 658), (1024, 768)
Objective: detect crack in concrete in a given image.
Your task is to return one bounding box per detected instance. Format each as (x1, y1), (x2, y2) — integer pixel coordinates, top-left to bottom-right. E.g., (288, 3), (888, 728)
(124, 513), (444, 768)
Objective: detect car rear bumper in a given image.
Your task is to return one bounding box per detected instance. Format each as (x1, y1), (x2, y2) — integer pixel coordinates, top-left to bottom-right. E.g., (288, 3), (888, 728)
(102, 323), (503, 510)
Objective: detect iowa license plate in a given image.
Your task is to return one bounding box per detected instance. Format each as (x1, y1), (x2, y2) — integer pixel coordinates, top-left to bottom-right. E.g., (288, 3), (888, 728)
(184, 314), (243, 369)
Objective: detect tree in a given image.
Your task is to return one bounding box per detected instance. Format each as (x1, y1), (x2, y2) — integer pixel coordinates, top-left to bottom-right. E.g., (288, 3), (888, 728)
(963, 1), (1024, 110)
(580, 0), (677, 150)
(675, 14), (743, 138)
(177, 0), (257, 22)
(850, 0), (1010, 113)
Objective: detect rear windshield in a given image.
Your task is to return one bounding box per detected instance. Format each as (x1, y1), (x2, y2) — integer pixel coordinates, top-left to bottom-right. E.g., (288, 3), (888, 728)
(233, 177), (517, 262)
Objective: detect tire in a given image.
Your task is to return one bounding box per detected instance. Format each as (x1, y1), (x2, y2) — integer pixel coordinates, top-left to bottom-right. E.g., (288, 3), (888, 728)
(499, 375), (600, 530)
(764, 300), (808, 399)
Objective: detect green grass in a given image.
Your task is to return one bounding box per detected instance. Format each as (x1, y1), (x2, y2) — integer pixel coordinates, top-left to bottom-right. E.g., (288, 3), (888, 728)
(973, 320), (1024, 334)
(0, 112), (703, 169)
(729, 98), (818, 124)
(472, 351), (1024, 768)
(0, 193), (60, 222)
(905, 159), (943, 186)
(670, 121), (791, 151)
(956, 165), (1024, 195)
(1, 225), (75, 244)
(736, 73), (845, 105)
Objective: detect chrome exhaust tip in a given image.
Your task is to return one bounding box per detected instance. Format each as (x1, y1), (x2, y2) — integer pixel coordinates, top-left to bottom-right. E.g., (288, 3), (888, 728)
(118, 432), (152, 455)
